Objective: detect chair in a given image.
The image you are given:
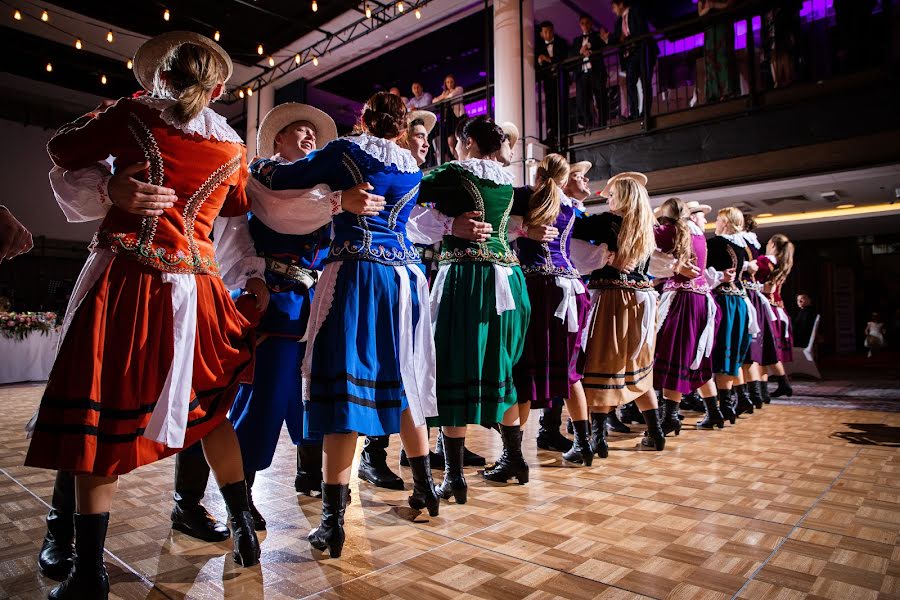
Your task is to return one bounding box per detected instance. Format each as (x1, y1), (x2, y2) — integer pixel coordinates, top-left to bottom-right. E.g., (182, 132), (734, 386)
(786, 314), (821, 379)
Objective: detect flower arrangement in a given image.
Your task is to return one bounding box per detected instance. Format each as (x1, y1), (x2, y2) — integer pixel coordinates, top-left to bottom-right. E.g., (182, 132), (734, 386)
(0, 312), (60, 340)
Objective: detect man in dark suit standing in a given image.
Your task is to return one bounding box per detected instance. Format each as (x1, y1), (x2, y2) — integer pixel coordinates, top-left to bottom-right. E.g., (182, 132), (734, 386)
(536, 20), (569, 142)
(572, 14), (609, 129)
(611, 0), (658, 120)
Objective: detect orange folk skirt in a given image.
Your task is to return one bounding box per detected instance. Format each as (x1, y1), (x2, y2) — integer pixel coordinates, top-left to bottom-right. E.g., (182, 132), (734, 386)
(24, 256), (253, 476)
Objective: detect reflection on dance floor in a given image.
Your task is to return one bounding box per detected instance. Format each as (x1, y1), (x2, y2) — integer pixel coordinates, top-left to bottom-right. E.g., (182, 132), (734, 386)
(0, 381), (898, 599)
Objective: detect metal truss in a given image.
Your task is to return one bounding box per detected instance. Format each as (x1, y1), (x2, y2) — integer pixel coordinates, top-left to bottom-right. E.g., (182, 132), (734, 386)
(222, 0), (431, 104)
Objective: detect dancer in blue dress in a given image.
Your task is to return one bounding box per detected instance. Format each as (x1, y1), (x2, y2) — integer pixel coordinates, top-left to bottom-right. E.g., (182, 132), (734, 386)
(256, 92), (440, 558)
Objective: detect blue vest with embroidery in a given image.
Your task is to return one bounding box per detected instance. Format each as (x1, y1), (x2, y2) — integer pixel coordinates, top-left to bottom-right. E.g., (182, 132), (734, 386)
(242, 159), (334, 338)
(257, 134), (422, 266)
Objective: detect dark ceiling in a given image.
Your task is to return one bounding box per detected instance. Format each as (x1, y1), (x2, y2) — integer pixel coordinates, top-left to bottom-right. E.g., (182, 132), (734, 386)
(318, 10), (493, 103)
(47, 0), (363, 65)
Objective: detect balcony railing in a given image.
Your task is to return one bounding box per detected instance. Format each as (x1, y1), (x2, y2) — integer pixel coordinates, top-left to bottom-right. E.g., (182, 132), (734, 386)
(537, 0), (895, 150)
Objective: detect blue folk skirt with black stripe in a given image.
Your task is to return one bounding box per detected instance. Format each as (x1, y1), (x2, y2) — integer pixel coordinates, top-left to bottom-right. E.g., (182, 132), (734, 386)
(302, 259), (425, 439)
(712, 292), (752, 376)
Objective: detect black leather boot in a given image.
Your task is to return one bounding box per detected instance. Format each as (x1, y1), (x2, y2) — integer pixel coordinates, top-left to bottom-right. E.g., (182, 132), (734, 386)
(606, 409), (632, 433)
(171, 446), (230, 542)
(39, 471), (75, 581)
(562, 420), (594, 466)
(696, 396), (725, 429)
(220, 480), (261, 567)
(295, 444), (323, 496)
(358, 435), (404, 490)
(434, 434), (467, 504)
(681, 391), (703, 412)
(536, 403), (573, 452)
(406, 454), (440, 516)
(590, 412), (609, 458)
(719, 389), (737, 424)
(760, 378), (772, 404)
(308, 483), (348, 558)
(48, 512), (110, 600)
(619, 401), (645, 424)
(566, 417), (574, 435)
(241, 471), (266, 531)
(435, 431), (484, 467)
(770, 374), (793, 398)
(483, 425), (529, 484)
(748, 380), (764, 409)
(735, 384), (754, 416)
(661, 399), (682, 437)
(639, 409), (666, 451)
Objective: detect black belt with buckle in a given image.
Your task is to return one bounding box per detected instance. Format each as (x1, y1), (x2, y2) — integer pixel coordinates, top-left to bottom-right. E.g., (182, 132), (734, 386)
(264, 257), (318, 289)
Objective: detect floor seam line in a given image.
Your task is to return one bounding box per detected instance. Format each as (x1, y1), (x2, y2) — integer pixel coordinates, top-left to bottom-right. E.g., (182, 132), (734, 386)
(728, 447), (862, 600)
(0, 466), (168, 596)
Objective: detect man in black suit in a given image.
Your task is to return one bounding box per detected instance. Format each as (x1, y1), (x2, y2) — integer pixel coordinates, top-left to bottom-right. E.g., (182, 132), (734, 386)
(611, 0), (658, 120)
(536, 20), (569, 141)
(572, 14), (609, 129)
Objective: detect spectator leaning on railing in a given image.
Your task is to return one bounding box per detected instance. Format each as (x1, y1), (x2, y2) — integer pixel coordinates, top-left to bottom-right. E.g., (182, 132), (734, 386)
(407, 81), (433, 110)
(571, 14), (609, 130)
(611, 0), (658, 121)
(536, 20), (568, 141)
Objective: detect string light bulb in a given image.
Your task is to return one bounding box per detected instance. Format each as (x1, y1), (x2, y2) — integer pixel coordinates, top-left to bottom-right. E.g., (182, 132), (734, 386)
(214, 30), (220, 41)
(106, 30), (114, 43)
(397, 1), (404, 12)
(311, 0), (318, 11)
(246, 87), (253, 96)
(257, 44), (264, 55)
(365, 4), (371, 18)
(126, 59), (133, 69)
(268, 56), (275, 67)
(163, 8), (170, 21)
(41, 10), (48, 21)
(312, 55), (319, 66)
(294, 53), (301, 65)
(415, 7), (421, 18)
(74, 39), (82, 50)
(238, 89), (245, 99)
(46, 62), (52, 72)
(13, 9), (21, 20)
(101, 74), (107, 85)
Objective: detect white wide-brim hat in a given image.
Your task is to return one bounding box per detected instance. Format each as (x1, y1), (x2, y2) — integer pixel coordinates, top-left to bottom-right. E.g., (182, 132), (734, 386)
(408, 110), (437, 135)
(133, 31), (233, 93)
(257, 103), (338, 158)
(499, 121), (520, 149)
(569, 161), (592, 175)
(685, 200), (712, 215)
(599, 171), (649, 198)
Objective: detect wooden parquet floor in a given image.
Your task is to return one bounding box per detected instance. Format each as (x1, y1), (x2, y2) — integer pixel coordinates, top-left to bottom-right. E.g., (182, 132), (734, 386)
(0, 382), (898, 600)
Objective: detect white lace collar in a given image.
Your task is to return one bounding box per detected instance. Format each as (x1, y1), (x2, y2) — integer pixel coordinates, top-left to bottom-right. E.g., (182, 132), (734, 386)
(765, 254), (778, 265)
(559, 193), (585, 212)
(741, 231), (761, 248)
(718, 232), (747, 247)
(455, 158), (515, 186)
(134, 96), (244, 144)
(688, 220), (704, 236)
(344, 133), (419, 174)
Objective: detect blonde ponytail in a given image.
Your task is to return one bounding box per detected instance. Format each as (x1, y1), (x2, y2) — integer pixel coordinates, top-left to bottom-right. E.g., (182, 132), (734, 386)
(525, 153), (570, 227)
(157, 43), (225, 123)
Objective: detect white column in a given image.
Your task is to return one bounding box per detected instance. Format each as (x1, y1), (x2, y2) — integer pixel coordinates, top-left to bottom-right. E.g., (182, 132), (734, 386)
(245, 84), (275, 159)
(493, 0), (542, 186)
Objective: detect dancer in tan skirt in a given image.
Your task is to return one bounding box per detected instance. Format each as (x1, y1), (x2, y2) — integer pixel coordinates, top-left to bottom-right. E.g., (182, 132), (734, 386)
(573, 172), (665, 453)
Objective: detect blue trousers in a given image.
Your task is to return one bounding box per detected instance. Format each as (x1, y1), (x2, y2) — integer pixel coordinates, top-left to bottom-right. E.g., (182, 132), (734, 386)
(228, 336), (313, 474)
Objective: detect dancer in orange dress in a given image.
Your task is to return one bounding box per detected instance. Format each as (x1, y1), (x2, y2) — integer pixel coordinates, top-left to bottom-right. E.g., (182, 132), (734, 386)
(24, 32), (260, 599)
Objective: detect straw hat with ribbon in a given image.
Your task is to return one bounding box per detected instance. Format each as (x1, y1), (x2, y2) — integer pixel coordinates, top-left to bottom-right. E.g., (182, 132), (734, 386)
(256, 103), (338, 158)
(133, 31), (233, 93)
(499, 121), (520, 149)
(568, 161), (592, 175)
(684, 200), (712, 215)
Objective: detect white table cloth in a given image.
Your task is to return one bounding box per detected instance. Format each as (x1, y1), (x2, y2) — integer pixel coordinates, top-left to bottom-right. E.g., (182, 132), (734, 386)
(0, 330), (61, 384)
